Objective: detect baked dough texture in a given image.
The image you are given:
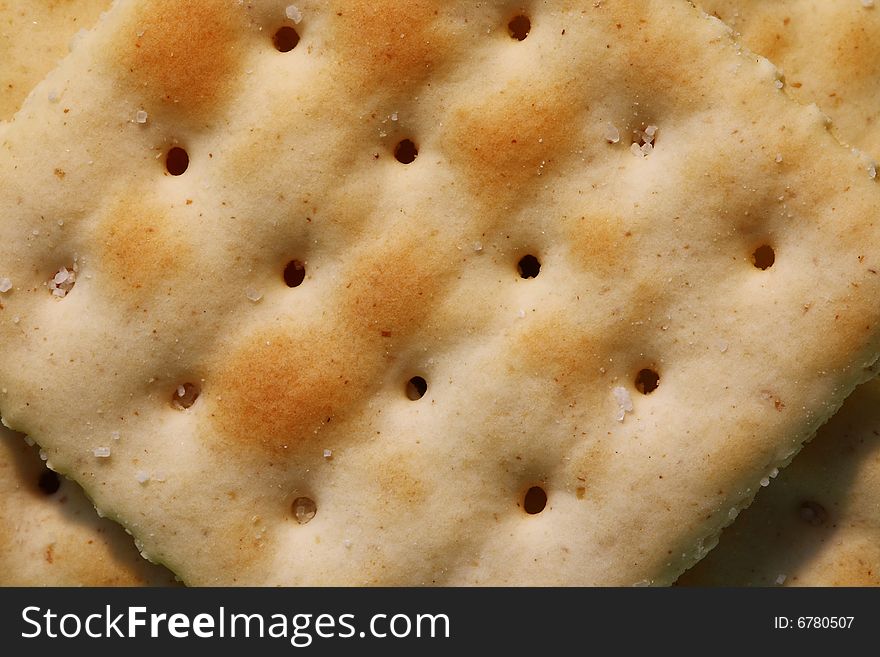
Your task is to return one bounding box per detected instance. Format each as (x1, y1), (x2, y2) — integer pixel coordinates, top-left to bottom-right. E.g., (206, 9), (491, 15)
(680, 379), (880, 586)
(702, 0), (880, 158)
(678, 0), (880, 586)
(0, 0), (109, 121)
(2, 0), (880, 585)
(0, 426), (176, 585)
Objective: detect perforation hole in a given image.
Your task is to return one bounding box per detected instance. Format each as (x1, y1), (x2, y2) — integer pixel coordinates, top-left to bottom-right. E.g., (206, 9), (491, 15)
(634, 368), (660, 395)
(406, 376), (428, 401)
(38, 469), (60, 495)
(508, 15), (531, 40)
(394, 139), (418, 164)
(166, 147), (189, 176)
(752, 244), (775, 270)
(273, 26), (300, 52)
(523, 486), (547, 514)
(799, 500), (828, 526)
(517, 254), (541, 279)
(284, 260), (306, 287)
(292, 496), (317, 524)
(172, 382), (200, 410)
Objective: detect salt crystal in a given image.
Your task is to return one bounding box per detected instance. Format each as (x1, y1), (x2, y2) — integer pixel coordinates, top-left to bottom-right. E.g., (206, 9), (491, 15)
(53, 268), (70, 285)
(48, 90), (59, 103)
(862, 0), (874, 8)
(775, 574), (787, 585)
(640, 142), (653, 157)
(153, 471), (167, 482)
(644, 125), (658, 139)
(390, 112), (398, 122)
(517, 309), (526, 319)
(111, 431), (120, 441)
(49, 266), (76, 297)
(39, 449), (48, 461)
(869, 163), (877, 180)
(775, 153), (783, 163)
(24, 436), (35, 446)
(245, 287), (263, 302)
(323, 449), (332, 459)
(12, 316), (20, 324)
(760, 476), (770, 487)
(603, 123), (620, 144)
(343, 539), (353, 549)
(473, 241), (483, 252)
(136, 110), (148, 124)
(612, 386), (634, 422)
(0, 278), (12, 293)
(285, 5), (303, 23)
(774, 79), (784, 89)
(135, 471), (150, 484)
(728, 507), (739, 520)
(93, 446), (111, 458)
(177, 385), (186, 397)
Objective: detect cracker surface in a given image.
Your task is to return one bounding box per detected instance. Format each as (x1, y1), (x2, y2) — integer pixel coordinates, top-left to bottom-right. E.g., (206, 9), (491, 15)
(0, 0), (164, 587)
(702, 0), (880, 158)
(3, 0), (880, 585)
(0, 426), (176, 585)
(0, 0), (109, 121)
(680, 379), (880, 586)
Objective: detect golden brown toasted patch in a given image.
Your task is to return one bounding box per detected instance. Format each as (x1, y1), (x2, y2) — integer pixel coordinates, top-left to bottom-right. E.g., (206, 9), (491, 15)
(210, 236), (448, 452)
(96, 196), (192, 294)
(111, 0), (250, 114)
(329, 0), (452, 92)
(447, 78), (579, 207)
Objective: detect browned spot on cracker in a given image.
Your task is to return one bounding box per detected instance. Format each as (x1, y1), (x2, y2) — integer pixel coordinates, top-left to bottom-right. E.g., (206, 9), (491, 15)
(446, 79), (578, 208)
(210, 328), (378, 451)
(342, 238), (445, 342)
(113, 0), (249, 113)
(374, 454), (426, 507)
(567, 214), (634, 276)
(97, 198), (191, 292)
(210, 236), (449, 452)
(512, 311), (629, 394)
(330, 0), (452, 91)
